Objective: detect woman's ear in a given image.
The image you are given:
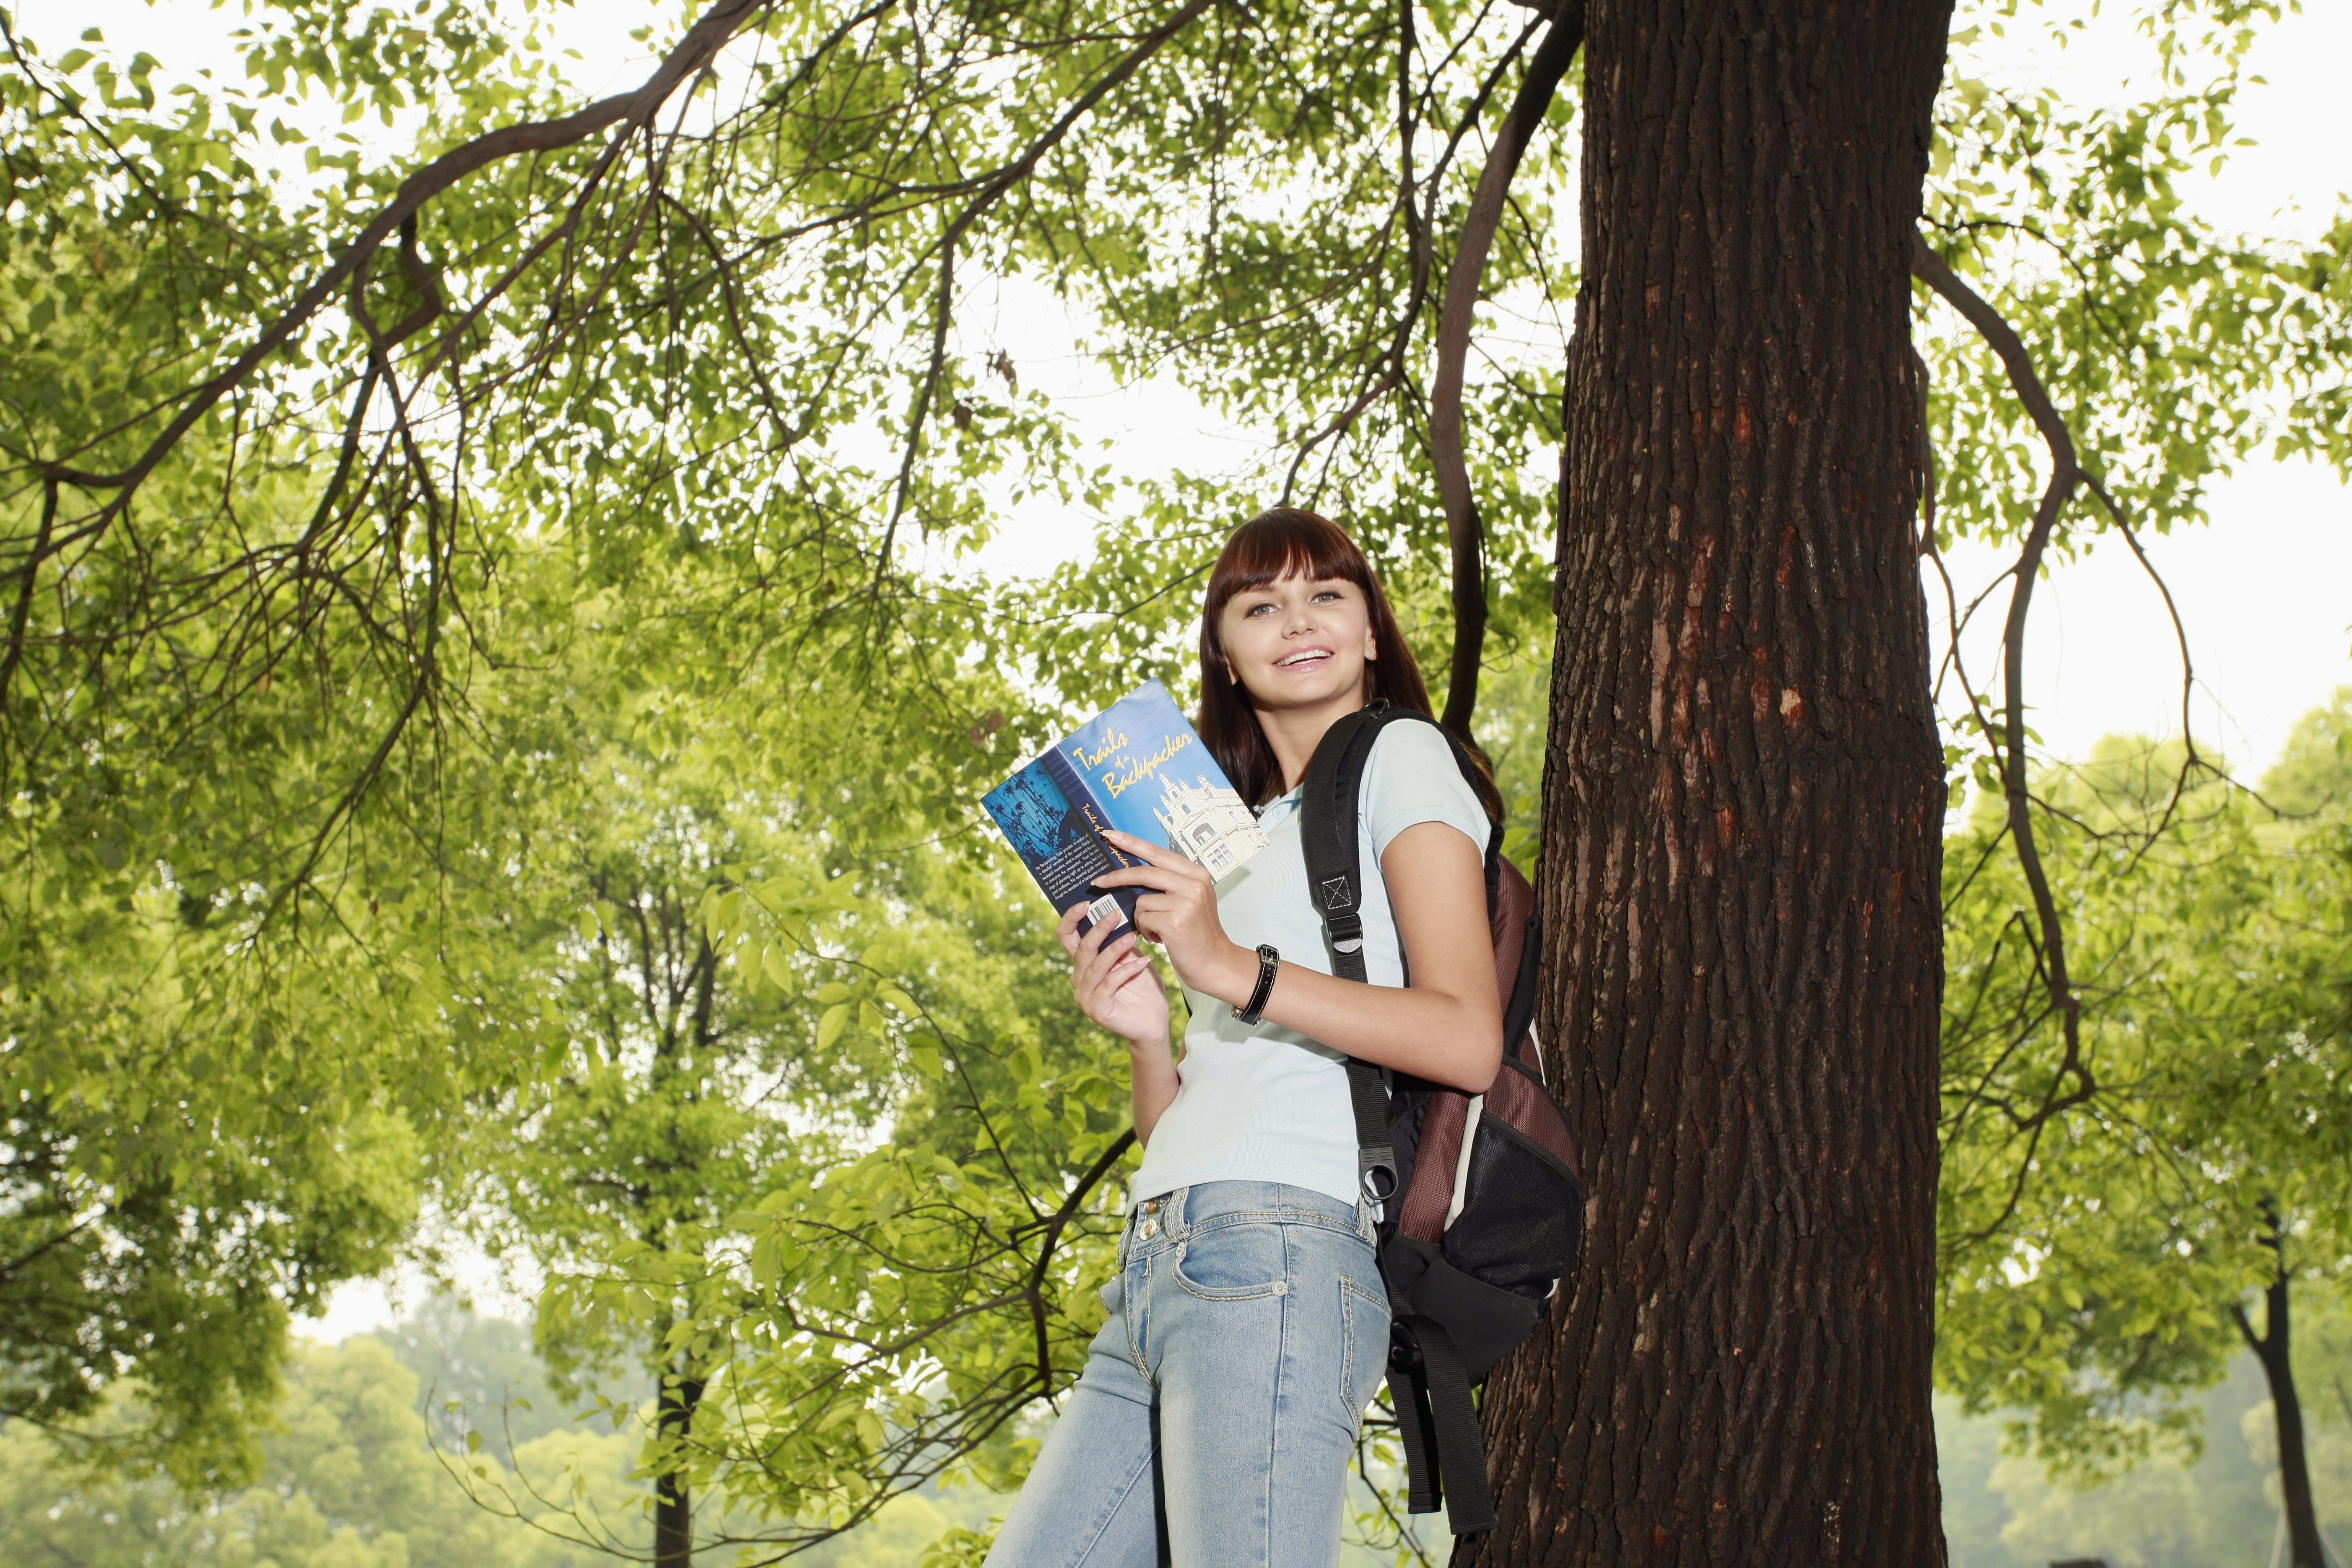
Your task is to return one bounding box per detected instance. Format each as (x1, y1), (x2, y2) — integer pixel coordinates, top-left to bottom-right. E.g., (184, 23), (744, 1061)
(1225, 657), (1241, 686)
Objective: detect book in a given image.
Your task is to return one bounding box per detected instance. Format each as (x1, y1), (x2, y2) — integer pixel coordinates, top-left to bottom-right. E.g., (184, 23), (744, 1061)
(982, 679), (1272, 940)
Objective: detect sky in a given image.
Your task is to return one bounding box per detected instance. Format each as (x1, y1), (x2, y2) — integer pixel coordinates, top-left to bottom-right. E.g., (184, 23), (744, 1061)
(16, 0), (2347, 1336)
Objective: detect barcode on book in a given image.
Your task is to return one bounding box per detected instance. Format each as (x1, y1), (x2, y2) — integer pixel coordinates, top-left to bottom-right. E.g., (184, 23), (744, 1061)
(1086, 894), (1121, 930)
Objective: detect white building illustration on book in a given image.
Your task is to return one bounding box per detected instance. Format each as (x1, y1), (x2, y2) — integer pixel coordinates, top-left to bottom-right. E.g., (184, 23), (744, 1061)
(1153, 774), (1269, 877)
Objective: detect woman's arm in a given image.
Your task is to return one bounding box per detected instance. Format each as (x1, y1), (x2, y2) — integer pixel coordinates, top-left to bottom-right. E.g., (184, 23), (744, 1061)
(1056, 903), (1183, 1141)
(1096, 822), (1503, 1093)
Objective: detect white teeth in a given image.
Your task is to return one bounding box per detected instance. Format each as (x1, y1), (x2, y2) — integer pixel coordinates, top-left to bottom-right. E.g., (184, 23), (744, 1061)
(1278, 649), (1332, 667)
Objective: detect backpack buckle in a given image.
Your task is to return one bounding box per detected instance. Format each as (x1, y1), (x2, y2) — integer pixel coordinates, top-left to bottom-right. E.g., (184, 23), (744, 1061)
(1359, 1144), (1398, 1203)
(1326, 909), (1366, 955)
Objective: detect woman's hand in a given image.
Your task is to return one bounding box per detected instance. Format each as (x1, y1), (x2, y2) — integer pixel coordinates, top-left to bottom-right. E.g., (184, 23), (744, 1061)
(1056, 901), (1171, 1048)
(1092, 831), (1256, 1005)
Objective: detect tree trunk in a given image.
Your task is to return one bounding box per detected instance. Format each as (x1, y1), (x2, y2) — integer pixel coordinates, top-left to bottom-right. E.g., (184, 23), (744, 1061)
(654, 1363), (704, 1568)
(1466, 1), (1955, 1562)
(2238, 1243), (2326, 1568)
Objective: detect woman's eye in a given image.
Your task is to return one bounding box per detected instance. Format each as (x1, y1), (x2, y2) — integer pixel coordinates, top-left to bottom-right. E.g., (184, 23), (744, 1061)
(1245, 602), (1275, 616)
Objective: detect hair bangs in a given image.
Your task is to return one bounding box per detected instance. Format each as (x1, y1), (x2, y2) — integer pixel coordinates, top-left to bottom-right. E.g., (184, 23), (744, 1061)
(1205, 509), (1376, 607)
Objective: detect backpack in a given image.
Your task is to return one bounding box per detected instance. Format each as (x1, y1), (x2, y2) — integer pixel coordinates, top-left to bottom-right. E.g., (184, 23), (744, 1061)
(1298, 704), (1584, 1538)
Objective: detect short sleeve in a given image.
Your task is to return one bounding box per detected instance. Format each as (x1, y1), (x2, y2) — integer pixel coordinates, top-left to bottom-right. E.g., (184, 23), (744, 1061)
(1360, 719), (1493, 861)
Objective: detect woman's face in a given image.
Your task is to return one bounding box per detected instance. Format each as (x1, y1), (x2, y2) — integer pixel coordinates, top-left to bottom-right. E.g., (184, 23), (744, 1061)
(1216, 571), (1378, 713)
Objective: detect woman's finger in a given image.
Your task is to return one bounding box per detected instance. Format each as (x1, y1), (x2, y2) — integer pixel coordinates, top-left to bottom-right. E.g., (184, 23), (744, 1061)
(1104, 831), (1213, 883)
(1098, 947), (1143, 986)
(1075, 925), (1127, 982)
(1089, 863), (1187, 893)
(1132, 890), (1204, 921)
(1075, 909), (1116, 959)
(1099, 828), (1165, 866)
(1075, 929), (1137, 999)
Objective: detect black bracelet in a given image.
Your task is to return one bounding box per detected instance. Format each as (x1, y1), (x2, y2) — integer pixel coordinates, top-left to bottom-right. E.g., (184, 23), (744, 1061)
(1235, 944), (1280, 1025)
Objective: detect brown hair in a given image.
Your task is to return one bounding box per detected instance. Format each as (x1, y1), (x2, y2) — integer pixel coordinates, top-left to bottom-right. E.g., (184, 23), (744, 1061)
(1197, 508), (1498, 818)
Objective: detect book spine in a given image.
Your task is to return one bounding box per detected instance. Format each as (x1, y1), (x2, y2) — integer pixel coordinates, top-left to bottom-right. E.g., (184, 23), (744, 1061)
(1038, 748), (1143, 941)
(1040, 748), (1147, 868)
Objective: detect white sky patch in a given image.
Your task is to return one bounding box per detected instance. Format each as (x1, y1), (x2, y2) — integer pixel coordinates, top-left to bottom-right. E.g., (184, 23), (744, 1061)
(293, 1214), (543, 1342)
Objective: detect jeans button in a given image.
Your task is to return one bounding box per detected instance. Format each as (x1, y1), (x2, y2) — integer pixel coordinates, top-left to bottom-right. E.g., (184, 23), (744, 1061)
(1140, 1220), (1158, 1238)
(1271, 1280), (1288, 1296)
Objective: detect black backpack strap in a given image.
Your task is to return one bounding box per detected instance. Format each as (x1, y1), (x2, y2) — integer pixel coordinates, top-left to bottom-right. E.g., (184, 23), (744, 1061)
(1300, 706), (1399, 1203)
(1299, 706), (1379, 986)
(1300, 706), (1506, 1202)
(1300, 706), (1513, 1536)
(1413, 1319), (1497, 1536)
(1387, 1361), (1442, 1514)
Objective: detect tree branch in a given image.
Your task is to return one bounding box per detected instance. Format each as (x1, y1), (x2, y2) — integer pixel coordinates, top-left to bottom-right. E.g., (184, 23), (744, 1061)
(1912, 232), (2091, 1107)
(39, 0), (774, 519)
(867, 0), (1212, 594)
(1277, 11), (1535, 503)
(0, 479), (55, 723)
(1433, 0), (1582, 742)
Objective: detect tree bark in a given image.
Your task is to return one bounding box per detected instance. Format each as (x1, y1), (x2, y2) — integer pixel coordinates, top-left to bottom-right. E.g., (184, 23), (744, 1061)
(654, 1366), (705, 1568)
(1465, 1), (1954, 1561)
(2235, 1221), (2326, 1568)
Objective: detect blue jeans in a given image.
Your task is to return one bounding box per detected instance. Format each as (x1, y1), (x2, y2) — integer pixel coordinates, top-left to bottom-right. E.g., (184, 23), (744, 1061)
(986, 1181), (1391, 1568)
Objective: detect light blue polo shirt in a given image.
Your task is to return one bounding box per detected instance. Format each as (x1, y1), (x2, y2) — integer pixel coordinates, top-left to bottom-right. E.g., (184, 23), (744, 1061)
(1129, 719), (1493, 1208)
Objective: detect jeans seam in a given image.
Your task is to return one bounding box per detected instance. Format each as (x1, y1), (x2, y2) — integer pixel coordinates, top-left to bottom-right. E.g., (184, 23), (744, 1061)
(1181, 1207), (1358, 1241)
(1065, 1423), (1160, 1568)
(1339, 1276), (1387, 1434)
(1124, 1256), (1150, 1377)
(1171, 1269), (1287, 1302)
(1262, 1222), (1293, 1565)
(1339, 1276), (1357, 1416)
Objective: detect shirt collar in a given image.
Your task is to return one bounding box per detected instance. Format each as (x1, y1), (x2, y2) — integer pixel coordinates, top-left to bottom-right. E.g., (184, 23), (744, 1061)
(1257, 785), (1303, 829)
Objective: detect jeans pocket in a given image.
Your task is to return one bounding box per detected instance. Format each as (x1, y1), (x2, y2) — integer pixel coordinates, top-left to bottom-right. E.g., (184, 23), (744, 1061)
(1171, 1218), (1290, 1300)
(1339, 1276), (1391, 1427)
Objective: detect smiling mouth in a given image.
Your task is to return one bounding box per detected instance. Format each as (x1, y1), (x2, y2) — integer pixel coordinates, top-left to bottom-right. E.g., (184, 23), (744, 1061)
(1276, 648), (1334, 669)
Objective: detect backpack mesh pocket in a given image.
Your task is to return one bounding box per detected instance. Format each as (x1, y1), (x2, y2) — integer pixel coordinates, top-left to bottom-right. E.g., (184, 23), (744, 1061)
(1440, 1113), (1582, 1300)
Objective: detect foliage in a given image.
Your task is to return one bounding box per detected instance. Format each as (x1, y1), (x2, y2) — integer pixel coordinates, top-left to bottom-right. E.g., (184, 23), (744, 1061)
(1938, 1362), (2274, 1568)
(2261, 688), (2352, 820)
(1937, 1322), (2352, 1568)
(1920, 3), (2352, 563)
(376, 1292), (638, 1450)
(1938, 709), (2352, 1475)
(0, 1334), (637, 1566)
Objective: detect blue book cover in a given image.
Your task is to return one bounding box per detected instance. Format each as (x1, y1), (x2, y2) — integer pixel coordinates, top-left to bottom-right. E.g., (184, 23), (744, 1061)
(983, 680), (1269, 938)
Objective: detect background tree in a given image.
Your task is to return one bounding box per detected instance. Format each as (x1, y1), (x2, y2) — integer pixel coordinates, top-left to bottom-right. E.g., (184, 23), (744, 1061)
(0, 1332), (637, 1566)
(1939, 707), (2352, 1568)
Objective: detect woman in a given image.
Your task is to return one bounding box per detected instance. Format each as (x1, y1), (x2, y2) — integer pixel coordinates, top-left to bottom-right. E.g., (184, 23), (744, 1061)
(986, 508), (1505, 1568)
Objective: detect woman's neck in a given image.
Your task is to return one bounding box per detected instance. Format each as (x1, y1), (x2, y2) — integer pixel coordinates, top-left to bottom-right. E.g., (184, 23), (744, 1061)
(1255, 686), (1370, 795)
